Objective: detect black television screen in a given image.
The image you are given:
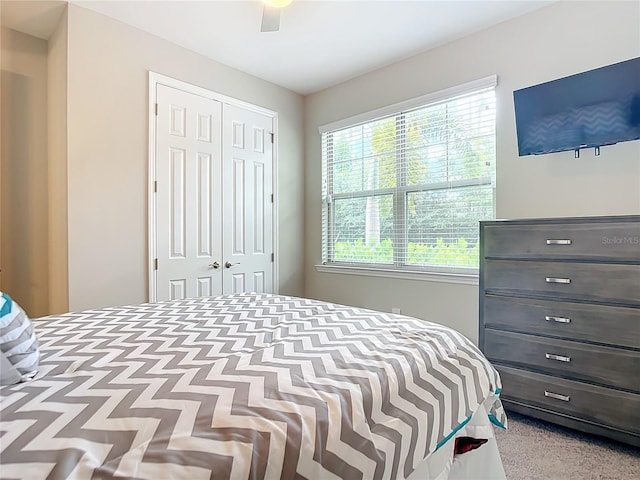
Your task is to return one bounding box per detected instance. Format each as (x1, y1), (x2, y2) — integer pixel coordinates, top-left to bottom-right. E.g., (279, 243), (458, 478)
(514, 57), (640, 156)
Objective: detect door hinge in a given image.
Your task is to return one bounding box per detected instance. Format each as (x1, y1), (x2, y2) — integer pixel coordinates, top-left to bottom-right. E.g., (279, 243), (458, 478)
(155, 103), (158, 116)
(271, 253), (274, 262)
(271, 193), (274, 203)
(154, 181), (157, 193)
(154, 258), (158, 270)
(270, 132), (275, 143)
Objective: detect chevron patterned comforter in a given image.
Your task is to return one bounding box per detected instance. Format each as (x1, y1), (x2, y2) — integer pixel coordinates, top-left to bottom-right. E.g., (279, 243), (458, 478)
(0, 293), (505, 480)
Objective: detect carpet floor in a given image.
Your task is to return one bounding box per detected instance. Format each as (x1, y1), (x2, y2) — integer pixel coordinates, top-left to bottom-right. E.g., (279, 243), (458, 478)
(494, 411), (640, 479)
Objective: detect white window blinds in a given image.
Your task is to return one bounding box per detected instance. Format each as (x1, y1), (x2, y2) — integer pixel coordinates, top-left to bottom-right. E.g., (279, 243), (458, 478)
(321, 77), (496, 274)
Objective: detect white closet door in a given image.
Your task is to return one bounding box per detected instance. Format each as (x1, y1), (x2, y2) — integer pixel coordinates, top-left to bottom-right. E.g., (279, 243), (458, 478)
(155, 84), (223, 301)
(152, 81), (275, 301)
(222, 103), (273, 294)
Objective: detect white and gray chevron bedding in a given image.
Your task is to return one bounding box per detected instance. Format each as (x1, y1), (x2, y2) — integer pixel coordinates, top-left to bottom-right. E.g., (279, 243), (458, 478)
(0, 293), (505, 479)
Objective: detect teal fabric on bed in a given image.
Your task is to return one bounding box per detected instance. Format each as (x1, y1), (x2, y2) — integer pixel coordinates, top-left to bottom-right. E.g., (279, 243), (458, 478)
(0, 292), (39, 382)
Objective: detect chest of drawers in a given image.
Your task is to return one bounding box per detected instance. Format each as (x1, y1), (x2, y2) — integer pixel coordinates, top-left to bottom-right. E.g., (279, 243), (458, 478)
(479, 216), (640, 446)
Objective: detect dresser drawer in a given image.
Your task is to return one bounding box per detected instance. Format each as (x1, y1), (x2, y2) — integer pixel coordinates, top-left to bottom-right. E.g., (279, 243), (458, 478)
(483, 295), (640, 349)
(484, 330), (640, 391)
(497, 365), (640, 436)
(482, 221), (640, 261)
(484, 260), (640, 305)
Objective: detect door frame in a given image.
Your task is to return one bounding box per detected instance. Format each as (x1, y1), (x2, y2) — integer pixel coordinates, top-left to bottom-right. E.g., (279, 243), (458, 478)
(147, 72), (279, 302)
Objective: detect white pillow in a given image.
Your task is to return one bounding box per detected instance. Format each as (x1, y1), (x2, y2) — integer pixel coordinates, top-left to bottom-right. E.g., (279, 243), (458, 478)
(0, 292), (39, 382)
(0, 351), (22, 385)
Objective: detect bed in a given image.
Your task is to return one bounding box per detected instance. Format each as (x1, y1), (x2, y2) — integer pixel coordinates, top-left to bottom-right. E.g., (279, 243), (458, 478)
(0, 293), (506, 479)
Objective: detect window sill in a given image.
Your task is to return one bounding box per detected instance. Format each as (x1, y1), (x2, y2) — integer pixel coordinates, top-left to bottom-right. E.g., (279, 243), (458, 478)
(314, 264), (479, 286)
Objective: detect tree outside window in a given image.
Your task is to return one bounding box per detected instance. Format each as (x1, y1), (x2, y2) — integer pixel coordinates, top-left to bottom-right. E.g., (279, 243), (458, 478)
(321, 86), (496, 273)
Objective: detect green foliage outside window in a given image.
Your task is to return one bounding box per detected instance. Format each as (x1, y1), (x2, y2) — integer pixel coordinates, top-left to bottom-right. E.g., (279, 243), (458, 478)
(333, 238), (479, 267)
(323, 88), (495, 271)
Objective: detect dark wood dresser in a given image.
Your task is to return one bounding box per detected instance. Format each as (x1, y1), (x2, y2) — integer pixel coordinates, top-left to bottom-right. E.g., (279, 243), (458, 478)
(479, 215), (640, 446)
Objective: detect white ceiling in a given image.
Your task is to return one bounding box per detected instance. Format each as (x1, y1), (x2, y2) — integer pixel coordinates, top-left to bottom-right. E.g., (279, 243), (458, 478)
(2, 0), (555, 95)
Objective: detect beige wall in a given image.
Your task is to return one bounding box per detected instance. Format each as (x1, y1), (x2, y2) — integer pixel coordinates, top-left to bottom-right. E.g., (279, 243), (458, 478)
(66, 5), (305, 311)
(1, 27), (50, 317)
(47, 7), (68, 314)
(303, 1), (640, 343)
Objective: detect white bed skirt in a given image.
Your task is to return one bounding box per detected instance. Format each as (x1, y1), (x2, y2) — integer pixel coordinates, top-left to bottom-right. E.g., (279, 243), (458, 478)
(408, 399), (506, 480)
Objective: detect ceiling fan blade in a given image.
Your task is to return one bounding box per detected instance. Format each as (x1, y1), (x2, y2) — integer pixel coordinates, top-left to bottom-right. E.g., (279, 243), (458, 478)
(261, 4), (280, 32)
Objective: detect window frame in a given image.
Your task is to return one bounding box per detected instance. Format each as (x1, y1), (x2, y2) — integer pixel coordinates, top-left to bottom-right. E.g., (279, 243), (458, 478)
(318, 75), (498, 283)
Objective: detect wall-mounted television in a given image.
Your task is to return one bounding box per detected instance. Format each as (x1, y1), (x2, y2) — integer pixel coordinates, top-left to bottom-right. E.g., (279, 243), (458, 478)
(513, 57), (640, 156)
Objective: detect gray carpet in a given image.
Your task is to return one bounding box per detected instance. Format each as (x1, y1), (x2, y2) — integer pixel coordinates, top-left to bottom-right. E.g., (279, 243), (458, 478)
(494, 412), (640, 479)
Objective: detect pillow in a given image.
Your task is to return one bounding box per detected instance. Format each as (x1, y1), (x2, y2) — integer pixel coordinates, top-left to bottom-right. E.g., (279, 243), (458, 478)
(0, 351), (22, 385)
(0, 292), (39, 383)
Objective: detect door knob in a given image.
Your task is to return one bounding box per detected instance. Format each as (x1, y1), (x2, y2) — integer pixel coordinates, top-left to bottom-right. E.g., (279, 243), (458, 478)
(209, 261), (220, 269)
(225, 261), (240, 269)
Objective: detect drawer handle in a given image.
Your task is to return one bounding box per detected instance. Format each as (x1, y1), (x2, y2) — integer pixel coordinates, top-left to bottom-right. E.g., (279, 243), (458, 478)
(545, 315), (571, 324)
(546, 239), (572, 245)
(546, 353), (571, 363)
(545, 277), (571, 284)
(544, 390), (571, 402)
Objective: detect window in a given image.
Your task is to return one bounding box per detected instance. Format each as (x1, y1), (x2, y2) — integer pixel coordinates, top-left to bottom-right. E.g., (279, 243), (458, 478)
(320, 77), (496, 277)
